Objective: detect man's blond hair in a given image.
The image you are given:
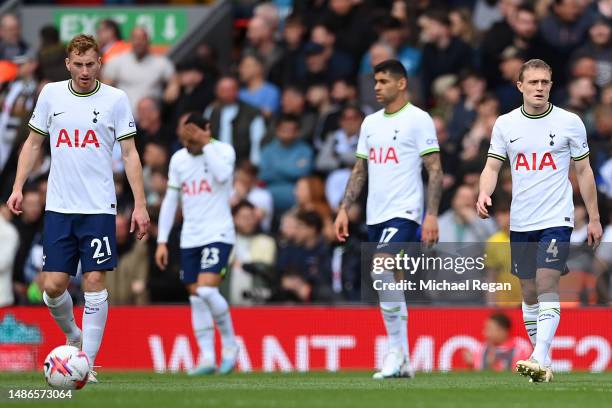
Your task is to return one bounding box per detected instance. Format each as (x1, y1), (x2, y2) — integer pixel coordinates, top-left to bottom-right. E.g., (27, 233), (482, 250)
(66, 34), (100, 57)
(518, 59), (552, 82)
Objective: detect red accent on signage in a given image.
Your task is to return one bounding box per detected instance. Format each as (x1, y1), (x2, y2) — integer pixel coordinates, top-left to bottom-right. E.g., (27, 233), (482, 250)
(1, 307), (610, 372)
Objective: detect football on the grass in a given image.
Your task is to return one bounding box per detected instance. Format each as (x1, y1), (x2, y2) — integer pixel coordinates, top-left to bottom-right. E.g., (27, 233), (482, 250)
(43, 345), (89, 389)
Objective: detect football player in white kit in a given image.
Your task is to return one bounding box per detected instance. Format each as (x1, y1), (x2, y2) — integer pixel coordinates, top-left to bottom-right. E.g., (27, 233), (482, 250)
(477, 59), (602, 382)
(7, 35), (150, 383)
(155, 113), (239, 375)
(334, 60), (443, 379)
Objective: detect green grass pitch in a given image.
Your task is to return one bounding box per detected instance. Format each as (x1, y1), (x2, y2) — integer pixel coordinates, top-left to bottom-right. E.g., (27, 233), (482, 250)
(1, 371), (611, 408)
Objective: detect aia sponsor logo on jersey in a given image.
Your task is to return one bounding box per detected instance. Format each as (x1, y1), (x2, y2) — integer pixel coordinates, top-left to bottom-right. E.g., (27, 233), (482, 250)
(182, 179), (212, 196)
(369, 147), (399, 164)
(515, 152), (557, 171)
(56, 129), (100, 148)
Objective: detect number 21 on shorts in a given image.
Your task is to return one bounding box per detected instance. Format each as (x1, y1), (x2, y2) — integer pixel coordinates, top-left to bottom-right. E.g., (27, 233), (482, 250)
(91, 236), (112, 263)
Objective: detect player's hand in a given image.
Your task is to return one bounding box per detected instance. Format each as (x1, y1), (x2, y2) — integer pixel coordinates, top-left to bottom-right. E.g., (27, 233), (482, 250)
(421, 213), (439, 247)
(131, 205), (150, 240)
(7, 190), (23, 215)
(334, 207), (350, 242)
(155, 243), (169, 270)
(476, 192), (492, 219)
(587, 220), (603, 250)
(184, 123), (211, 145)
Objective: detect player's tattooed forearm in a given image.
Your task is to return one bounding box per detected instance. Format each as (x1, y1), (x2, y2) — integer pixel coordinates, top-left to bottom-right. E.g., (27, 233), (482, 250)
(341, 158), (367, 210)
(423, 153), (443, 216)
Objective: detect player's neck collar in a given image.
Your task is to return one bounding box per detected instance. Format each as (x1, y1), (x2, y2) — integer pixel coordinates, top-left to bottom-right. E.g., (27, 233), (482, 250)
(520, 102), (553, 119)
(383, 101), (411, 118)
(68, 80), (101, 97)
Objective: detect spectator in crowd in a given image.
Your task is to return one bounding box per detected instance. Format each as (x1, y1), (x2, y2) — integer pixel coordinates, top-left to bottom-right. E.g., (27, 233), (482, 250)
(471, 0), (512, 32)
(362, 16), (421, 78)
(572, 18), (612, 88)
(276, 210), (332, 302)
(591, 104), (612, 197)
(293, 175), (334, 241)
(562, 76), (597, 121)
(0, 52), (39, 182)
(316, 103), (362, 175)
(96, 19), (131, 64)
(135, 97), (172, 155)
(103, 27), (175, 114)
(11, 187), (44, 304)
(314, 78), (361, 145)
(164, 58), (215, 132)
(438, 184), (497, 242)
(447, 71), (487, 145)
(141, 141), (168, 206)
(245, 15), (283, 75)
(269, 13), (307, 87)
(36, 26), (69, 83)
(106, 212), (149, 305)
(462, 313), (531, 371)
(0, 206), (19, 307)
(204, 76), (266, 165)
(231, 160), (274, 232)
(227, 200), (276, 305)
(259, 114), (313, 215)
(296, 41), (346, 89)
(482, 4), (551, 88)
(495, 46), (525, 113)
(308, 21), (354, 79)
(461, 94), (500, 163)
(359, 42), (396, 113)
(450, 8), (479, 47)
(322, 0), (375, 61)
(539, 0), (596, 85)
(0, 13), (28, 62)
(420, 9), (474, 106)
(238, 53), (281, 118)
(265, 85), (317, 144)
(254, 2), (281, 36)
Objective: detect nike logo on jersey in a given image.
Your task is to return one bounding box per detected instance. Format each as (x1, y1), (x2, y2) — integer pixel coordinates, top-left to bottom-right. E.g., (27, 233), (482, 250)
(53, 112), (65, 117)
(545, 257), (558, 263)
(96, 257), (111, 264)
(510, 138), (521, 143)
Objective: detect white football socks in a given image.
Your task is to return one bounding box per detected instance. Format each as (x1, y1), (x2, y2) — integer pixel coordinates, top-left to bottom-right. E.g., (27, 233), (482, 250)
(380, 301), (408, 356)
(376, 269), (409, 360)
(531, 294), (560, 366)
(189, 295), (216, 366)
(522, 302), (538, 348)
(82, 289), (109, 367)
(196, 286), (237, 349)
(43, 290), (81, 342)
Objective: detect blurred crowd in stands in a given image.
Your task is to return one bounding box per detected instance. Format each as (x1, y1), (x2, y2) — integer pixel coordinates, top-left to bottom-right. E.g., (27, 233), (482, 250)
(0, 0), (611, 307)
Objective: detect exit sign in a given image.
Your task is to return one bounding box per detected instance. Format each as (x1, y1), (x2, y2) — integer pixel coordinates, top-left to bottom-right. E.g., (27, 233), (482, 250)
(54, 8), (188, 46)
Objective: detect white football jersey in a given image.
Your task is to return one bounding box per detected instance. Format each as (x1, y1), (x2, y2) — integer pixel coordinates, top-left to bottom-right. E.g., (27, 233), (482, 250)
(28, 80), (135, 215)
(356, 102), (439, 225)
(488, 104), (589, 231)
(167, 143), (236, 248)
